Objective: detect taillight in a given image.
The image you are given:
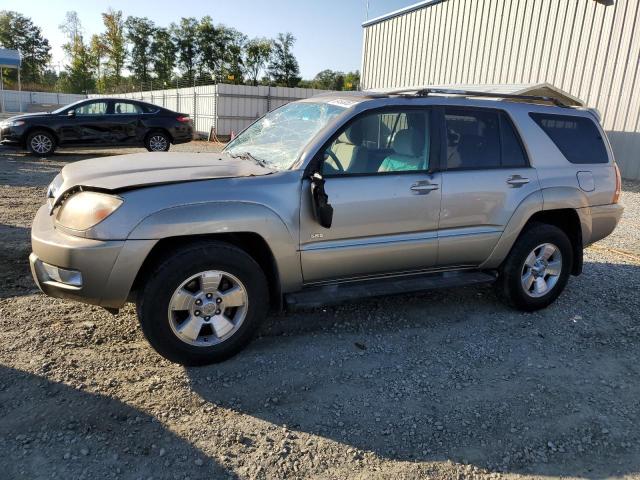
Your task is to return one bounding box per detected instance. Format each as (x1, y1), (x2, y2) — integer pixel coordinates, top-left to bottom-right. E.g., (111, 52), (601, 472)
(177, 116), (191, 123)
(613, 163), (622, 203)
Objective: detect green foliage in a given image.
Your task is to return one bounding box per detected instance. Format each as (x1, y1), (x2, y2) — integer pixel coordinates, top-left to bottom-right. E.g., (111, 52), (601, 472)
(125, 16), (156, 84)
(268, 33), (301, 88)
(0, 10), (51, 84)
(150, 27), (176, 87)
(244, 38), (272, 86)
(309, 69), (360, 91)
(101, 9), (126, 83)
(171, 17), (199, 82)
(3, 10), (355, 94)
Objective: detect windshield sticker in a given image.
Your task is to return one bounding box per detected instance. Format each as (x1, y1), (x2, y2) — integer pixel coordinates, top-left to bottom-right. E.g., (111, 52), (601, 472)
(326, 98), (359, 108)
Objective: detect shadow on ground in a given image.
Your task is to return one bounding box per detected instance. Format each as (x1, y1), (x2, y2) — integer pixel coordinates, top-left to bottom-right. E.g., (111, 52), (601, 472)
(188, 261), (640, 478)
(0, 365), (235, 480)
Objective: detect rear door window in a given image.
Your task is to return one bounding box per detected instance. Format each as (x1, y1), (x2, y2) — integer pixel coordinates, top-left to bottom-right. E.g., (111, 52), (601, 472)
(114, 102), (142, 114)
(529, 113), (609, 164)
(444, 108), (528, 170)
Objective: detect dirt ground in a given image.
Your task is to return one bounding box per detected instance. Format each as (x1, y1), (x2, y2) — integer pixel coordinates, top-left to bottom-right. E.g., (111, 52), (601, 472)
(0, 142), (639, 480)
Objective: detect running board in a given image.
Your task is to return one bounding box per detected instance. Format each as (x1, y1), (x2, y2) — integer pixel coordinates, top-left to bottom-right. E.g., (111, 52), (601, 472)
(284, 270), (496, 310)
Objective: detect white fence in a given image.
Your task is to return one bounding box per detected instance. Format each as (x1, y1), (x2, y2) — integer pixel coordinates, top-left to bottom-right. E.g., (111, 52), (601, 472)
(94, 83), (331, 137)
(0, 89), (87, 113)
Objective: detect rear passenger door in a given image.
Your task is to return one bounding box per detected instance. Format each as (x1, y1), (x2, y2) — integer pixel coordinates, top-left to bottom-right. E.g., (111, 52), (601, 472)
(111, 101), (144, 144)
(437, 107), (541, 267)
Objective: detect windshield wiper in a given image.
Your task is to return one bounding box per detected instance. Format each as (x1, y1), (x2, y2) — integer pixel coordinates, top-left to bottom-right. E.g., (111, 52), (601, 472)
(229, 151), (270, 169)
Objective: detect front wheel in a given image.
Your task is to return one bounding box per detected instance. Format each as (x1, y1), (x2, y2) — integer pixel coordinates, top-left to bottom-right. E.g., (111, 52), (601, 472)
(27, 130), (56, 156)
(496, 223), (573, 311)
(145, 131), (171, 152)
(136, 242), (269, 365)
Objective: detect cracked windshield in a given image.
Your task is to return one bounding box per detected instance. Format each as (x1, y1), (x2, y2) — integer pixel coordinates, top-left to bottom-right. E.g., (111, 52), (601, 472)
(224, 102), (346, 169)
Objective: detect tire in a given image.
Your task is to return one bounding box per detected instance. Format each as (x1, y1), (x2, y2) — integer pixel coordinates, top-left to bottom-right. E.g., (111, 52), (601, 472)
(495, 222), (573, 311)
(136, 242), (269, 365)
(145, 131), (171, 152)
(27, 130), (56, 156)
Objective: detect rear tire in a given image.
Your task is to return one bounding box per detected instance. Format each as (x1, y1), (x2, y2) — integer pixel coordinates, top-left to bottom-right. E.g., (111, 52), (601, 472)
(496, 223), (573, 311)
(27, 130), (56, 156)
(136, 242), (269, 365)
(145, 131), (171, 152)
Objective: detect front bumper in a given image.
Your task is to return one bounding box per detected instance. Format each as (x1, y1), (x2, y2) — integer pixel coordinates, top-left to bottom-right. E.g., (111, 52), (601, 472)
(30, 205), (156, 308)
(0, 125), (24, 144)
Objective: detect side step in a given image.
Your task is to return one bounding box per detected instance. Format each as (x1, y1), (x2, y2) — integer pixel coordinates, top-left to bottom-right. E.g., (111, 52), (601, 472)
(284, 270), (497, 310)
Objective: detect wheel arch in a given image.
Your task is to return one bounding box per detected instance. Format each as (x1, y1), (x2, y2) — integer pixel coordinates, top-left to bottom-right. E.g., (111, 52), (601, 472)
(24, 126), (59, 146)
(145, 127), (173, 143)
(131, 232), (283, 310)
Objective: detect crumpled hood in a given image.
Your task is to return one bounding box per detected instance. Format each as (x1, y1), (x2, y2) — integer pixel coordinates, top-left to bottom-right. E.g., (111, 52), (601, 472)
(50, 151), (273, 205)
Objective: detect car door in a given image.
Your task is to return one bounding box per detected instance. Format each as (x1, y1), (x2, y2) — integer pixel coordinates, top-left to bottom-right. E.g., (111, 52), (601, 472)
(437, 106), (541, 267)
(111, 101), (144, 144)
(72, 100), (111, 145)
(299, 108), (443, 283)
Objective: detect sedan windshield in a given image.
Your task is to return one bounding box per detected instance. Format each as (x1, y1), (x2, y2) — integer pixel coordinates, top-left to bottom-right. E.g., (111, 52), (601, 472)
(224, 102), (345, 170)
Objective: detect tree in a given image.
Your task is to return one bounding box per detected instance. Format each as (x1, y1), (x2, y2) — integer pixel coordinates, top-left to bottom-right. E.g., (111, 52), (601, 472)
(101, 8), (126, 83)
(267, 33), (301, 87)
(221, 27), (246, 84)
(0, 11), (51, 84)
(150, 27), (176, 87)
(58, 11), (94, 93)
(343, 70), (360, 91)
(89, 34), (107, 92)
(244, 37), (271, 86)
(125, 16), (156, 85)
(171, 17), (199, 82)
(312, 69), (344, 91)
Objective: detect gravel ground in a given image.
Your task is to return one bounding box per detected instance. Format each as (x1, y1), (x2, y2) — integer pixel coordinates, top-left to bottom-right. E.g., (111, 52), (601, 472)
(0, 143), (639, 480)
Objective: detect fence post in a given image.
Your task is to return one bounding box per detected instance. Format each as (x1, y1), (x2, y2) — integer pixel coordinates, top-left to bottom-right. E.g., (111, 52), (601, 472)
(193, 85), (197, 130)
(176, 79), (180, 113)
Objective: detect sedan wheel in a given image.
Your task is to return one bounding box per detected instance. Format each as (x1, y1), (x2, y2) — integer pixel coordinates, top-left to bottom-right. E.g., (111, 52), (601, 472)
(28, 132), (55, 156)
(147, 133), (169, 152)
(168, 270), (249, 347)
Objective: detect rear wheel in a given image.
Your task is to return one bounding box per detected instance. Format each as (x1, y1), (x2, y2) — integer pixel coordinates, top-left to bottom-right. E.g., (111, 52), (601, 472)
(27, 130), (56, 156)
(496, 223), (573, 311)
(136, 242), (268, 365)
(145, 131), (170, 152)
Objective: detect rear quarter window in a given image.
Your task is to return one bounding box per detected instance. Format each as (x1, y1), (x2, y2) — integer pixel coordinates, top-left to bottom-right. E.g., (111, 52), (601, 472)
(529, 112), (609, 164)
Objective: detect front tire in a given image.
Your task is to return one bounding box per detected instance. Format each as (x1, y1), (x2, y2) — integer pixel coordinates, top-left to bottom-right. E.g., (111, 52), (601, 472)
(136, 242), (268, 365)
(145, 131), (171, 152)
(27, 130), (56, 156)
(496, 223), (573, 311)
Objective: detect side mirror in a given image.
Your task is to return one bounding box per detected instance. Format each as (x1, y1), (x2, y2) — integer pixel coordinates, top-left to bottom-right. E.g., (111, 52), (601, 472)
(310, 172), (333, 229)
(67, 110), (75, 117)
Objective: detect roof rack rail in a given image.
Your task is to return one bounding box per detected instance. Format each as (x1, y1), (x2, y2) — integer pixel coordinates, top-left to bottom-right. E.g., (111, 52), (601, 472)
(385, 88), (569, 107)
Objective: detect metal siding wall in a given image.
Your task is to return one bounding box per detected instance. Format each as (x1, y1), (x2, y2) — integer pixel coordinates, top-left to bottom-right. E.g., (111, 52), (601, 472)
(362, 0), (640, 179)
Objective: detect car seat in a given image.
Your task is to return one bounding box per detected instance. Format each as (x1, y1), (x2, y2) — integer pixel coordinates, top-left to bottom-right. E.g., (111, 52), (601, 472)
(378, 129), (426, 172)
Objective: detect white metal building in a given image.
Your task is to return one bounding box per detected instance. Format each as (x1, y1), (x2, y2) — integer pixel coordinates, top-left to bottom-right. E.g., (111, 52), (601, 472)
(361, 0), (640, 180)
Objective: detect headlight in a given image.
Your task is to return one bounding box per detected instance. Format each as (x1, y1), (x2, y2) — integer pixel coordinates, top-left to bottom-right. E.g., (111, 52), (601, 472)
(8, 120), (25, 127)
(56, 191), (123, 230)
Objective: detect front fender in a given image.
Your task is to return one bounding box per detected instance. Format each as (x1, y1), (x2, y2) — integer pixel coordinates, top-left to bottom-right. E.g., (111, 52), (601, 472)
(128, 201), (302, 292)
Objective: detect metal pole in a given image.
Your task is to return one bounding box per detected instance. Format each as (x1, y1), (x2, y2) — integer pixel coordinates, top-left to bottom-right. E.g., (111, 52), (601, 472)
(0, 68), (4, 113)
(17, 65), (22, 113)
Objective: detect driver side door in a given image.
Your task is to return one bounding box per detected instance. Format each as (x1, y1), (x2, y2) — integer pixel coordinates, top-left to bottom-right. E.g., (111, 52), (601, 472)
(299, 107), (442, 283)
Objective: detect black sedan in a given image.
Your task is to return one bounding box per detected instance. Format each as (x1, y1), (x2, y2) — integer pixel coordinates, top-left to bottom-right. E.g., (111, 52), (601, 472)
(0, 98), (193, 156)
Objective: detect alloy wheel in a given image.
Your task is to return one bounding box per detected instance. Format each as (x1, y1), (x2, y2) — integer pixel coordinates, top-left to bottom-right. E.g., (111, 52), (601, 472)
(167, 270), (249, 347)
(149, 135), (168, 151)
(30, 134), (53, 155)
(520, 243), (563, 298)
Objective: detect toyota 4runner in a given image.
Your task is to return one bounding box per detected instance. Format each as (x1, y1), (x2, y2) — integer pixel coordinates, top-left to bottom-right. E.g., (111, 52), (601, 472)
(30, 89), (624, 365)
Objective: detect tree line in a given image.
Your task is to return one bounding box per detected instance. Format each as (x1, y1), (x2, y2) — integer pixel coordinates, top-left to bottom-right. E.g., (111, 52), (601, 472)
(0, 9), (360, 94)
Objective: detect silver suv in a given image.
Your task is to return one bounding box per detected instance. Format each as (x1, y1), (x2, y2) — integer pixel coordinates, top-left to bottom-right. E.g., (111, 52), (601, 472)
(30, 89), (624, 365)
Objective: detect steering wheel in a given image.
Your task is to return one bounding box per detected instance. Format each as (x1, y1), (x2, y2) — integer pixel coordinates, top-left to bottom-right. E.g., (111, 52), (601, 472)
(323, 150), (345, 173)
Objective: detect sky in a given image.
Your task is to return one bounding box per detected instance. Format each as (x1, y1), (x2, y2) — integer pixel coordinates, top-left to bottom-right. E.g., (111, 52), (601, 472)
(2, 0), (417, 79)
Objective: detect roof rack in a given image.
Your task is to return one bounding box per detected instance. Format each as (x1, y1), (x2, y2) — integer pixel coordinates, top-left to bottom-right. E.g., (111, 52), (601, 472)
(384, 88), (569, 107)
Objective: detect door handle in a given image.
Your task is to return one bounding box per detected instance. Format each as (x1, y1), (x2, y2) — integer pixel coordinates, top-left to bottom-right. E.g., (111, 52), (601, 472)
(410, 182), (439, 194)
(506, 175), (530, 187)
